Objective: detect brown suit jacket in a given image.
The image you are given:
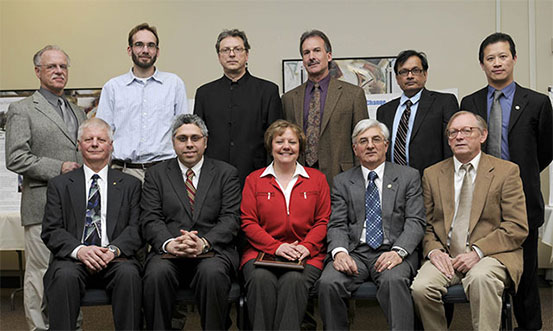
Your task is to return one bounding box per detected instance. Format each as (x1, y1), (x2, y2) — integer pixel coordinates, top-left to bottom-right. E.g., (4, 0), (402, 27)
(282, 78), (368, 186)
(422, 153), (528, 289)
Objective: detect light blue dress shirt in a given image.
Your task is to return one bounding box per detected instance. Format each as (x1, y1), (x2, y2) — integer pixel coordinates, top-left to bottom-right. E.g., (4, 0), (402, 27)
(391, 89), (423, 165)
(97, 69), (189, 163)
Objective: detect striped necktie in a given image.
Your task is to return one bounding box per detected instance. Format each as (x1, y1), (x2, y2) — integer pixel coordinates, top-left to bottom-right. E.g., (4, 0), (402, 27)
(393, 99), (412, 166)
(83, 174), (101, 246)
(185, 169), (196, 211)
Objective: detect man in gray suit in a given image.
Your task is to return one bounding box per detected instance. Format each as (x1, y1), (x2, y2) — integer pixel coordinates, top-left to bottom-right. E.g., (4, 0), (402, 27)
(141, 114), (241, 330)
(317, 119), (425, 330)
(5, 45), (86, 331)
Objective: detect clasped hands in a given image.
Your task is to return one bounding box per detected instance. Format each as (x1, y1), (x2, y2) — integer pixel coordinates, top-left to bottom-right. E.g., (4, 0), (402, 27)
(166, 230), (205, 257)
(275, 241), (310, 261)
(77, 245), (115, 273)
(429, 249), (480, 279)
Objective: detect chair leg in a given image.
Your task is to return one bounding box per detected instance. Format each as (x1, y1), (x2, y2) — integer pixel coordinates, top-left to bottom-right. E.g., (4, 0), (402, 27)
(501, 291), (513, 331)
(445, 303), (454, 327)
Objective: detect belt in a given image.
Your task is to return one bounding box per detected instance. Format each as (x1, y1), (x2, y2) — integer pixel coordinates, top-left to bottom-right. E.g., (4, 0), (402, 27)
(111, 159), (162, 169)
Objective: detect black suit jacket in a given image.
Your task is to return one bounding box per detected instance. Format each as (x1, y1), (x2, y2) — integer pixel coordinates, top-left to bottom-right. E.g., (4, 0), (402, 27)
(377, 88), (458, 175)
(140, 157), (242, 269)
(41, 168), (143, 258)
(460, 83), (553, 228)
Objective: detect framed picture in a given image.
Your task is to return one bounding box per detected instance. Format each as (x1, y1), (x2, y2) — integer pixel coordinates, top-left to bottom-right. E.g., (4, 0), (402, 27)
(282, 57), (399, 94)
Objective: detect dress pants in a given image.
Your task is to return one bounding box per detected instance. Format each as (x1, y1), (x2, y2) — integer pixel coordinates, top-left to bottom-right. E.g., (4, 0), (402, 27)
(513, 227), (542, 330)
(242, 259), (321, 330)
(143, 253), (234, 330)
(24, 224), (50, 331)
(317, 244), (416, 331)
(44, 258), (142, 330)
(411, 257), (508, 330)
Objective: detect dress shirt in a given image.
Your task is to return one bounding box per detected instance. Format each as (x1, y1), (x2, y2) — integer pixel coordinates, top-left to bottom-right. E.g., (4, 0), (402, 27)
(38, 87), (78, 139)
(162, 157), (205, 252)
(97, 68), (189, 163)
(194, 70), (282, 185)
(390, 89), (423, 165)
(70, 164), (109, 259)
(260, 161), (309, 214)
(486, 81), (515, 160)
(303, 74), (331, 133)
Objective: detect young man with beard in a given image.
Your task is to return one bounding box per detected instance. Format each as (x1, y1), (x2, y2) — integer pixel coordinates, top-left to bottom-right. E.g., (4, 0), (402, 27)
(97, 23), (189, 182)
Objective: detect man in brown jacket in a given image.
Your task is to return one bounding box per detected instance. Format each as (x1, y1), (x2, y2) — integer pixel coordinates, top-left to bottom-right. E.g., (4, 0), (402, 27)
(411, 111), (528, 330)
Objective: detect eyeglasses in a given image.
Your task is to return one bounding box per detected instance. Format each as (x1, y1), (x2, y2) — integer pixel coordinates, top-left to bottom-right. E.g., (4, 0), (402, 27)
(356, 136), (386, 146)
(37, 64), (69, 71)
(132, 42), (158, 50)
(175, 135), (205, 143)
(397, 67), (424, 77)
(219, 47), (246, 55)
(447, 126), (480, 139)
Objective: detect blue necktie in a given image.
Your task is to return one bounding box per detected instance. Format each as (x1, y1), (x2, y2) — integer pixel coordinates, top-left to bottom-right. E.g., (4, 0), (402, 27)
(83, 174), (101, 246)
(365, 171), (383, 249)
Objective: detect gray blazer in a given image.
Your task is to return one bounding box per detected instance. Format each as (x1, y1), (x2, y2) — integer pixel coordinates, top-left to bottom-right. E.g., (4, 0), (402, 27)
(5, 91), (86, 226)
(327, 162), (425, 266)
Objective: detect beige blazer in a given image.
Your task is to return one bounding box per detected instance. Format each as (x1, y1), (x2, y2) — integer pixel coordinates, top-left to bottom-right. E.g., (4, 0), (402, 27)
(421, 153), (528, 289)
(5, 91), (86, 226)
(282, 78), (368, 186)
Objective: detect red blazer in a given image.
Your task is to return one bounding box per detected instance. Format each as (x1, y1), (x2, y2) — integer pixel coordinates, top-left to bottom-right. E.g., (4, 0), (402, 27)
(240, 167), (331, 270)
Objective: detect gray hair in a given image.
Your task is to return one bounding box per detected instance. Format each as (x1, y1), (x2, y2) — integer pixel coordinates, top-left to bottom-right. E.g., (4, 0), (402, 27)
(172, 114), (209, 137)
(299, 30), (332, 55)
(33, 45), (71, 67)
(215, 29), (251, 53)
(351, 119), (390, 144)
(446, 110), (488, 136)
(77, 117), (113, 142)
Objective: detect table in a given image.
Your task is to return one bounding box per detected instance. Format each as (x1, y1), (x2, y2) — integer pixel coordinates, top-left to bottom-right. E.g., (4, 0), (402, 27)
(0, 212), (24, 310)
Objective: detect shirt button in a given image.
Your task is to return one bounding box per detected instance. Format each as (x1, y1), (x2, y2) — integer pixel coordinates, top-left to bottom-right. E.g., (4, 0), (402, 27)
(230, 142), (235, 147)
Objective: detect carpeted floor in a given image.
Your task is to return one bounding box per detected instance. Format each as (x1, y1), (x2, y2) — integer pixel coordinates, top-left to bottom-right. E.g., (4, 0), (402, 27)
(1, 282), (551, 330)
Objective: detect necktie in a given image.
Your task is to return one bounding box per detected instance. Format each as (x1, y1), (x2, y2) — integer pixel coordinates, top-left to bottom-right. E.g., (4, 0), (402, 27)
(83, 174), (101, 246)
(450, 163), (474, 257)
(185, 169), (196, 211)
(488, 90), (503, 157)
(393, 100), (412, 166)
(305, 83), (321, 166)
(58, 97), (78, 140)
(365, 171), (383, 249)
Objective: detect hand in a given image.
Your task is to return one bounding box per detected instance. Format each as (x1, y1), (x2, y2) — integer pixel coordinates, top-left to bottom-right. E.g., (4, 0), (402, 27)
(429, 250), (454, 279)
(333, 252), (358, 276)
(374, 251), (403, 273)
(77, 246), (112, 272)
(179, 230), (203, 257)
(61, 161), (80, 174)
(452, 250), (480, 274)
(275, 241), (301, 261)
(294, 244), (310, 261)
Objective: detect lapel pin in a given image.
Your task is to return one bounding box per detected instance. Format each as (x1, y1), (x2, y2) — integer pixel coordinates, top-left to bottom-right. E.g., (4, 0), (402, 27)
(515, 105), (520, 110)
(113, 182), (117, 185)
(387, 184), (392, 189)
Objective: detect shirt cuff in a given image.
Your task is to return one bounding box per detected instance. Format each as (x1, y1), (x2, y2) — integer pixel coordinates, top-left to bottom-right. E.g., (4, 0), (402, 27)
(472, 245), (484, 258)
(391, 246), (407, 257)
(331, 247), (348, 260)
(162, 238), (175, 253)
(71, 245), (84, 260)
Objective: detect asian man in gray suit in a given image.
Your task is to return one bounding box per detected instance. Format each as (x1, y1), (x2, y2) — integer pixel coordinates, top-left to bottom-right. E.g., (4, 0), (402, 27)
(317, 119), (425, 330)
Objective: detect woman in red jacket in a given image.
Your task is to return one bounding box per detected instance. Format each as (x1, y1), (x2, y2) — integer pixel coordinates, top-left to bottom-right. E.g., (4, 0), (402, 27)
(240, 120), (331, 330)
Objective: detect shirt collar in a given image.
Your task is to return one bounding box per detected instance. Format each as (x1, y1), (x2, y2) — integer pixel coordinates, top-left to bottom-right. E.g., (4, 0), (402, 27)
(125, 67), (161, 85)
(260, 161), (309, 179)
(38, 87), (65, 105)
(400, 88), (423, 106)
(360, 161), (386, 182)
(453, 151), (481, 175)
(83, 164), (109, 182)
(222, 69), (251, 85)
(487, 81), (515, 99)
(177, 156), (204, 177)
(307, 73), (331, 92)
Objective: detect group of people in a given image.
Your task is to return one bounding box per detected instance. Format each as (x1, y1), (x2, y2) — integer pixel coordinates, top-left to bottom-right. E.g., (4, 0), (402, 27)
(4, 21), (551, 331)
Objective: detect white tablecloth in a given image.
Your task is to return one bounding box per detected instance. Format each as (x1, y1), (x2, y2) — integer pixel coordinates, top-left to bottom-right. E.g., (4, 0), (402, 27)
(0, 212), (24, 251)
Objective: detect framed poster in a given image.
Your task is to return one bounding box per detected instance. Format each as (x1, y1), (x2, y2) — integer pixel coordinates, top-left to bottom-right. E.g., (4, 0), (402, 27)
(282, 57), (399, 94)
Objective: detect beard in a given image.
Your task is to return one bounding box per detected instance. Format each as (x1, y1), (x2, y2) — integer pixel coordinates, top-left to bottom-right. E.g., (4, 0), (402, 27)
(132, 51), (157, 69)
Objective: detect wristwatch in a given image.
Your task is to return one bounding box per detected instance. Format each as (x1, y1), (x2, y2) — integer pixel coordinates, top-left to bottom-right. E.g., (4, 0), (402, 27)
(201, 238), (211, 255)
(392, 248), (407, 260)
(108, 245), (120, 258)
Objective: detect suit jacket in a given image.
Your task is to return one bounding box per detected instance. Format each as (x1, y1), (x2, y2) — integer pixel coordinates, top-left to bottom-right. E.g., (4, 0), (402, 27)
(282, 78), (368, 186)
(377, 88), (459, 175)
(141, 157), (242, 269)
(5, 91), (86, 226)
(422, 153), (528, 289)
(41, 168), (143, 258)
(327, 162), (426, 268)
(460, 84), (553, 228)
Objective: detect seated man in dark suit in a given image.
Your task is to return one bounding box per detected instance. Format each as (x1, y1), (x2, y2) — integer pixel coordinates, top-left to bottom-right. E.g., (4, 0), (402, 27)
(317, 119), (426, 330)
(141, 114), (241, 330)
(41, 117), (143, 330)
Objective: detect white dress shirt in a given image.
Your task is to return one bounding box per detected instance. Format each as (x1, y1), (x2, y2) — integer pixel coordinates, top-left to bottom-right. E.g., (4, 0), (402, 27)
(260, 161), (309, 215)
